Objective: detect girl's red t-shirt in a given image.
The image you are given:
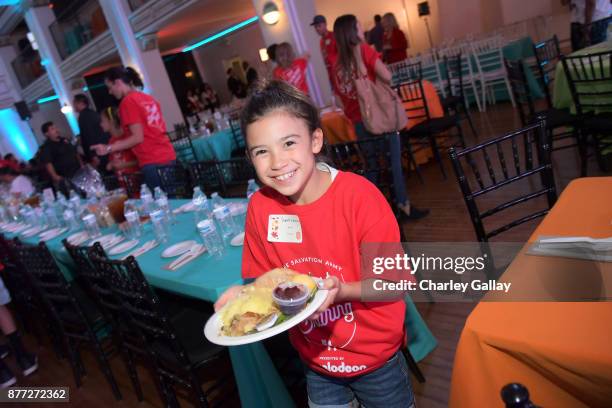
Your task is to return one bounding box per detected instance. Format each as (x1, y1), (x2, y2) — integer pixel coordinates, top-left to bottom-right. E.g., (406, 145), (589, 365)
(242, 169), (406, 377)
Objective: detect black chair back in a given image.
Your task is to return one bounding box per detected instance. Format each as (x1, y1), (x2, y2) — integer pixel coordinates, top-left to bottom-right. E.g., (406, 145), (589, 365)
(229, 117), (246, 151)
(443, 53), (465, 100)
(215, 157), (257, 198)
(189, 160), (224, 196)
(325, 135), (397, 212)
(156, 163), (192, 198)
(390, 60), (423, 85)
(449, 121), (557, 245)
(122, 172), (144, 199)
(168, 124), (198, 163)
(561, 51), (612, 117)
(102, 174), (121, 192)
(393, 78), (432, 123)
(87, 249), (192, 368)
(504, 58), (537, 126)
(533, 35), (562, 107)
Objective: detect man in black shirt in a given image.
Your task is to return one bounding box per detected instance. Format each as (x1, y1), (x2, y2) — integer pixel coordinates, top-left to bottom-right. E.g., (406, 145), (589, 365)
(226, 68), (247, 99)
(73, 94), (109, 170)
(38, 121), (82, 195)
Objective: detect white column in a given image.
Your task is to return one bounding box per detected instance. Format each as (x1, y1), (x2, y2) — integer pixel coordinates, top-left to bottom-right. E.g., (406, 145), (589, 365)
(23, 0), (80, 136)
(99, 0), (185, 127)
(251, 0), (332, 107)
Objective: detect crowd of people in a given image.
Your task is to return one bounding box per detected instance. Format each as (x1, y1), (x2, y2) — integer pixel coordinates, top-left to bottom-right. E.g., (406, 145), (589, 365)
(185, 83), (221, 118)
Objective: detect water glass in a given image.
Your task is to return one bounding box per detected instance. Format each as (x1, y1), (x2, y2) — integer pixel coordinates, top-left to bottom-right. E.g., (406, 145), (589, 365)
(150, 209), (169, 243)
(229, 203), (247, 231)
(82, 214), (101, 239)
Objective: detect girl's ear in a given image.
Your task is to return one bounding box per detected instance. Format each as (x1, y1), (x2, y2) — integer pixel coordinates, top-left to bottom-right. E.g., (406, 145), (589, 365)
(311, 128), (324, 154)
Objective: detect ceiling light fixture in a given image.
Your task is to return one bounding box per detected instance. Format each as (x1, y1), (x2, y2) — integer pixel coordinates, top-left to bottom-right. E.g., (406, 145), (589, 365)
(262, 2), (280, 25)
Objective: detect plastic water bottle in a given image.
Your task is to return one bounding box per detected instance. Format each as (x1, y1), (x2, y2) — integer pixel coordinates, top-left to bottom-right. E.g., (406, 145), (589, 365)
(246, 179), (259, 200)
(150, 209), (169, 243)
(63, 209), (80, 232)
(213, 205), (236, 241)
(154, 188), (173, 224)
(124, 206), (141, 240)
(44, 207), (60, 228)
(210, 192), (225, 209)
(197, 219), (224, 259)
(140, 184), (155, 216)
(192, 186), (211, 223)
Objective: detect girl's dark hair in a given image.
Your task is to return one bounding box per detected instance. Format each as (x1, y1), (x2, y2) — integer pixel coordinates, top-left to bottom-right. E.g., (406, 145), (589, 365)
(240, 80), (320, 140)
(333, 15), (361, 79)
(104, 66), (144, 88)
(101, 106), (121, 129)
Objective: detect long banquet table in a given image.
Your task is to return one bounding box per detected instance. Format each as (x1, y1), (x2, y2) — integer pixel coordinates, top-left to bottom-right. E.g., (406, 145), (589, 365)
(449, 177), (612, 407)
(7, 199), (437, 407)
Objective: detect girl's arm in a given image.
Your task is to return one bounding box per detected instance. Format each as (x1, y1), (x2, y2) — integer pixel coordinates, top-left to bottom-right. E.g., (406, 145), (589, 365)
(91, 123), (144, 155)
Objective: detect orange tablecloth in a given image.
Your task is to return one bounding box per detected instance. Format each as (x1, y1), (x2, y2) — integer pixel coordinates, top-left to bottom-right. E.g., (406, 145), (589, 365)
(450, 177), (612, 408)
(321, 110), (357, 144)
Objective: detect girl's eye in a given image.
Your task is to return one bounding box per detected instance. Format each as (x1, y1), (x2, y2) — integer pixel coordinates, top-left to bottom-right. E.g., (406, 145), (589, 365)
(253, 149), (267, 156)
(285, 140), (296, 147)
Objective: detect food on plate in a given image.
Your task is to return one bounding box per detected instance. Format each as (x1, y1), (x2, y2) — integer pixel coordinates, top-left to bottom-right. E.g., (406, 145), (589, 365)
(219, 268), (318, 336)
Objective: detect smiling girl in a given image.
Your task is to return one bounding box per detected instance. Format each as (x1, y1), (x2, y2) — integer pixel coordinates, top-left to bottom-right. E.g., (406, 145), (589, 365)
(215, 81), (415, 408)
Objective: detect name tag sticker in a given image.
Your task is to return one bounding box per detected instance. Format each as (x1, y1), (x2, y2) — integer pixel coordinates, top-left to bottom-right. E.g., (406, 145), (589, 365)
(267, 215), (302, 243)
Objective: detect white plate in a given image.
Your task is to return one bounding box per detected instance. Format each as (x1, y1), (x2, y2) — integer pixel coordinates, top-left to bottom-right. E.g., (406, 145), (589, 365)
(39, 227), (68, 241)
(67, 231), (89, 246)
(204, 287), (329, 346)
(21, 226), (43, 237)
(162, 240), (198, 258)
(230, 232), (245, 247)
(108, 239), (139, 255)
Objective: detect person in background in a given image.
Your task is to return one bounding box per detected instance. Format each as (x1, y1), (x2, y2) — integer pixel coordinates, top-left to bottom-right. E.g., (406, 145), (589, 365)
(333, 14), (428, 220)
(367, 14), (384, 52)
(563, 0), (611, 51)
(100, 106), (139, 179)
(2, 154), (20, 173)
(266, 43), (278, 65)
(39, 121), (82, 196)
(90, 66), (176, 190)
(381, 12), (408, 64)
(0, 162), (34, 198)
(73, 94), (109, 171)
(0, 276), (38, 389)
(273, 42), (311, 95)
(227, 68), (248, 99)
(311, 14), (339, 94)
(243, 61), (259, 89)
(186, 88), (203, 114)
(200, 83), (220, 113)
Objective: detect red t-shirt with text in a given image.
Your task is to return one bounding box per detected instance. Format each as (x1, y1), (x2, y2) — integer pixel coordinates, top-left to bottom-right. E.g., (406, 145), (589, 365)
(273, 58), (310, 95)
(242, 170), (406, 377)
(119, 91), (176, 167)
(332, 43), (380, 123)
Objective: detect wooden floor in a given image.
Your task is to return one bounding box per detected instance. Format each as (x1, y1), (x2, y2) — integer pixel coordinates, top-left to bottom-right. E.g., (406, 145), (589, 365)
(6, 102), (610, 407)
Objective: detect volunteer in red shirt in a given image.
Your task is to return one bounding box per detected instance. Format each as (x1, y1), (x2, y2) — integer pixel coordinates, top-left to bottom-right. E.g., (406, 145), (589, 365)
(310, 14), (338, 91)
(272, 42), (311, 95)
(215, 80), (415, 407)
(91, 66), (176, 190)
(381, 12), (408, 64)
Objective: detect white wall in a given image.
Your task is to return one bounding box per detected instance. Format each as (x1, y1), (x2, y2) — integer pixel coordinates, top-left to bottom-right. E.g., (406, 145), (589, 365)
(191, 23), (268, 104)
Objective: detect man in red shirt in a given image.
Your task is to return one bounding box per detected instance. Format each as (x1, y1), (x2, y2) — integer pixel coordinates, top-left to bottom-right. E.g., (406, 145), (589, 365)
(311, 14), (338, 92)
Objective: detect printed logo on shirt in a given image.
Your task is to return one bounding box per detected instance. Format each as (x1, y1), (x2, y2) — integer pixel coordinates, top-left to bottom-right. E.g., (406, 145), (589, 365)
(321, 361), (368, 374)
(143, 101), (164, 131)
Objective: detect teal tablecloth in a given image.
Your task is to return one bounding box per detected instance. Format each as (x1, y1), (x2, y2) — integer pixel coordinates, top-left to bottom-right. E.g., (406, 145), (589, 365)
(503, 36), (545, 100)
(8, 199), (437, 407)
(189, 129), (236, 162)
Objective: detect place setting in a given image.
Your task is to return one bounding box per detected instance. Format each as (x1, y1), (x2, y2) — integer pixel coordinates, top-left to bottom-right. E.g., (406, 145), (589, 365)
(162, 240), (207, 271)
